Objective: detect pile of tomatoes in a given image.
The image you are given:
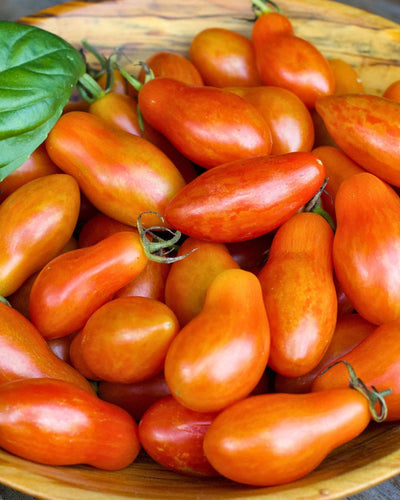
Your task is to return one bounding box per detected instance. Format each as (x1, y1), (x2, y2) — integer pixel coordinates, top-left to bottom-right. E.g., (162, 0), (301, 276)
(1, 0), (400, 488)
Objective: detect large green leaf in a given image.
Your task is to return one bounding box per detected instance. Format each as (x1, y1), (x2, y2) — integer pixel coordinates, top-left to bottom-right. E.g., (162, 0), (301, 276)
(0, 21), (86, 181)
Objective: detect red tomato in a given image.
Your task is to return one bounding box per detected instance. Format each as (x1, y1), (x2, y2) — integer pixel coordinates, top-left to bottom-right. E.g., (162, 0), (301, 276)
(0, 144), (61, 203)
(0, 302), (93, 394)
(0, 378), (140, 469)
(328, 58), (364, 95)
(164, 237), (239, 327)
(29, 231), (148, 339)
(258, 212), (337, 377)
(139, 396), (218, 477)
(315, 94), (400, 187)
(227, 85), (315, 154)
(138, 51), (204, 86)
(312, 145), (365, 223)
(164, 268), (270, 412)
(275, 314), (375, 394)
(77, 296), (180, 384)
(383, 80), (400, 102)
(189, 28), (262, 87)
(251, 11), (334, 108)
(98, 372), (171, 421)
(164, 152), (326, 242)
(137, 77), (272, 169)
(45, 111), (186, 227)
(203, 389), (370, 486)
(0, 174), (80, 297)
(333, 172), (400, 325)
(78, 213), (136, 247)
(69, 330), (99, 381)
(312, 320), (400, 421)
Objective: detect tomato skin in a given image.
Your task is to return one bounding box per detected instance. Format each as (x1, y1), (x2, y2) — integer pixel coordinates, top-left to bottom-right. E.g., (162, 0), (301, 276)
(138, 51), (204, 86)
(275, 314), (375, 394)
(78, 296), (180, 384)
(258, 212), (337, 377)
(315, 94), (400, 187)
(165, 152), (326, 242)
(45, 111), (186, 227)
(383, 80), (400, 102)
(98, 372), (171, 421)
(0, 302), (93, 394)
(189, 28), (262, 87)
(312, 145), (365, 223)
(78, 213), (135, 248)
(137, 77), (272, 169)
(0, 144), (61, 203)
(203, 389), (370, 486)
(164, 269), (270, 412)
(89, 92), (143, 136)
(29, 231), (148, 339)
(333, 172), (400, 325)
(139, 396), (218, 477)
(227, 85), (314, 154)
(7, 236), (79, 319)
(0, 174), (80, 297)
(252, 12), (335, 108)
(0, 378), (140, 469)
(164, 238), (239, 327)
(328, 58), (364, 95)
(311, 320), (400, 421)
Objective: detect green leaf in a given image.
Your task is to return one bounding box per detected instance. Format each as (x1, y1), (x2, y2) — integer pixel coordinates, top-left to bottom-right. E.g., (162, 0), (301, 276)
(0, 21), (86, 181)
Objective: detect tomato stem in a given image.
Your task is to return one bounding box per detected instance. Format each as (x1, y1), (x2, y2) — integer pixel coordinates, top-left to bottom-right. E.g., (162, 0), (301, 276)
(251, 0), (281, 17)
(77, 73), (105, 102)
(137, 211), (197, 263)
(320, 360), (391, 423)
(0, 296), (11, 307)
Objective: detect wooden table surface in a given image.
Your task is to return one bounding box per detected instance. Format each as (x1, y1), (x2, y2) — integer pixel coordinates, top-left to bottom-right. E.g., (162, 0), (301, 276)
(0, 1), (400, 499)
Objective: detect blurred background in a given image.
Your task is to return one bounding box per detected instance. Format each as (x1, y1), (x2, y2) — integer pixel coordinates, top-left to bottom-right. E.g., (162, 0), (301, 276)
(0, 0), (399, 23)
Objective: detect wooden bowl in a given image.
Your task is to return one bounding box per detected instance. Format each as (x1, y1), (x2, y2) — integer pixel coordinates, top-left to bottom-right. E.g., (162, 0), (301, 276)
(4, 0), (400, 498)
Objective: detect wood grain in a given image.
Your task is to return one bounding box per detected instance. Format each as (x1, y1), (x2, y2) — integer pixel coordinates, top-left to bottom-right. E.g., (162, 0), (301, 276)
(5, 0), (400, 498)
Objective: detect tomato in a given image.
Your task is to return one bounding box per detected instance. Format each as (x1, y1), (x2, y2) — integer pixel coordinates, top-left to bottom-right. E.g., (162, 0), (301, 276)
(312, 145), (365, 222)
(311, 320), (400, 421)
(328, 58), (364, 95)
(78, 213), (135, 247)
(97, 67), (128, 94)
(0, 174), (80, 297)
(315, 94), (400, 187)
(88, 93), (198, 184)
(333, 172), (400, 325)
(7, 236), (79, 319)
(138, 51), (204, 86)
(257, 212), (337, 377)
(189, 28), (262, 87)
(203, 389), (370, 486)
(164, 237), (239, 327)
(0, 378), (140, 469)
(0, 302), (93, 393)
(47, 335), (74, 364)
(164, 152), (326, 242)
(77, 296), (180, 383)
(69, 330), (99, 380)
(139, 396), (218, 477)
(89, 92), (143, 136)
(275, 313), (375, 394)
(137, 77), (272, 169)
(251, 9), (334, 108)
(383, 80), (400, 102)
(226, 85), (314, 154)
(0, 144), (61, 203)
(164, 268), (270, 412)
(45, 111), (186, 227)
(226, 232), (274, 273)
(98, 372), (171, 421)
(29, 231), (148, 339)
